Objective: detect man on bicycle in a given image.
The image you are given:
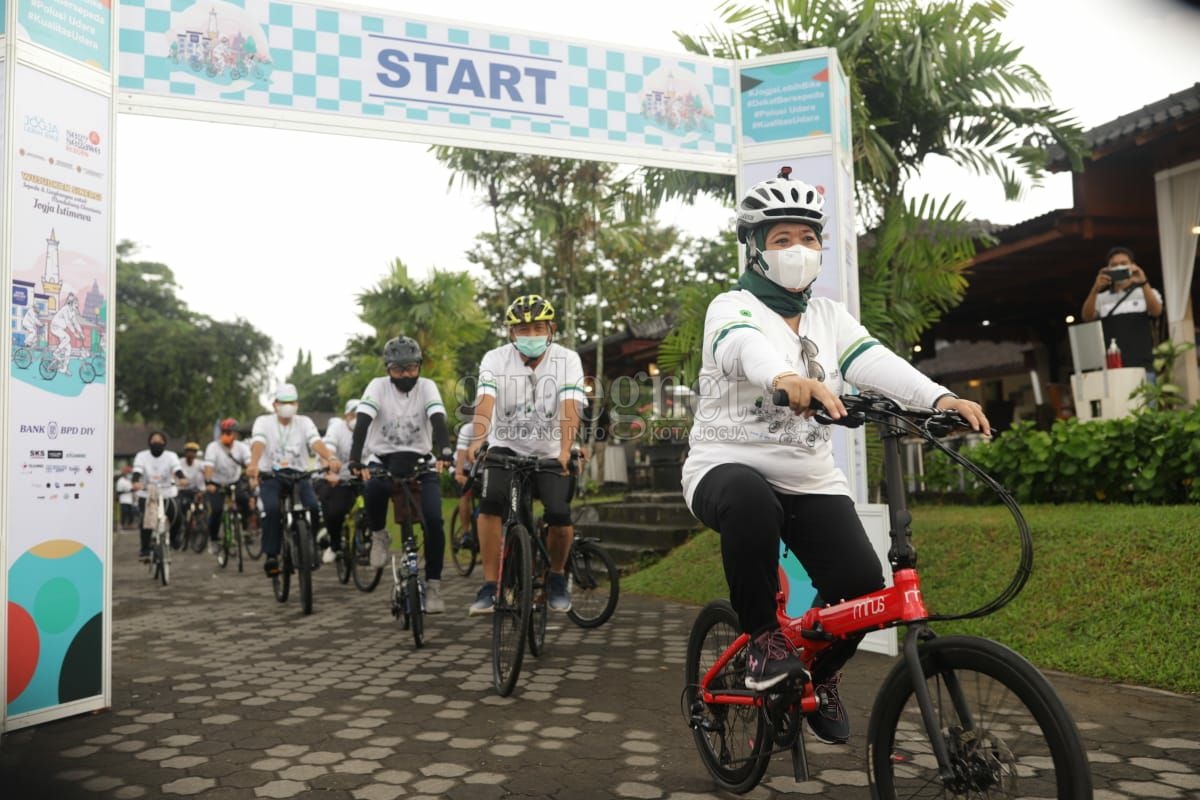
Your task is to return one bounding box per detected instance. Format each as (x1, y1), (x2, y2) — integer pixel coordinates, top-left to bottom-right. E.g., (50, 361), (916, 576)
(465, 294), (586, 615)
(131, 431), (186, 561)
(178, 442), (206, 546)
(246, 385), (341, 578)
(204, 418), (252, 553)
(49, 292), (84, 375)
(319, 399), (360, 564)
(347, 337), (453, 614)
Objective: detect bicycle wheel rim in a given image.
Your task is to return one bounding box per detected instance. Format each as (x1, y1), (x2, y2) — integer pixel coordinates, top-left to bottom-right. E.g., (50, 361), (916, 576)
(492, 525), (531, 697)
(351, 518), (382, 592)
(450, 508), (476, 577)
(234, 516), (244, 573)
(868, 635), (1092, 800)
(566, 540), (620, 629)
(685, 600), (770, 793)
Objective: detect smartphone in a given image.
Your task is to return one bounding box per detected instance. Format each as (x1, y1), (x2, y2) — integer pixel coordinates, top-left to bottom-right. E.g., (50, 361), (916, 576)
(1107, 266), (1131, 282)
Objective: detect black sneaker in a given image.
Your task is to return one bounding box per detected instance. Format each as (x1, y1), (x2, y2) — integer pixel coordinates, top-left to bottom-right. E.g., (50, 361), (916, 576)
(744, 628), (809, 691)
(264, 557), (280, 577)
(806, 673), (850, 744)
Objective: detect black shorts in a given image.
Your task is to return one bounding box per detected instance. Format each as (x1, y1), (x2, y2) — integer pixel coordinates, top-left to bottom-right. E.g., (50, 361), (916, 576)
(477, 447), (574, 527)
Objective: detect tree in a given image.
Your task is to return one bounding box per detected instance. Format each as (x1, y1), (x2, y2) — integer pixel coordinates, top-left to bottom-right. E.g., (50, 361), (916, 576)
(340, 259), (491, 413)
(653, 0), (1085, 352)
(115, 243), (277, 438)
(285, 349), (340, 412)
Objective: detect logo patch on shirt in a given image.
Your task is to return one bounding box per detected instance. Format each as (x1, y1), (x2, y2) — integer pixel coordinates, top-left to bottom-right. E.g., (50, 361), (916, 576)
(739, 309), (753, 317)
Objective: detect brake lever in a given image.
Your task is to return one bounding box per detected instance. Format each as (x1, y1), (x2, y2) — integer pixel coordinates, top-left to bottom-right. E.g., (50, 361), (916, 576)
(771, 389), (865, 428)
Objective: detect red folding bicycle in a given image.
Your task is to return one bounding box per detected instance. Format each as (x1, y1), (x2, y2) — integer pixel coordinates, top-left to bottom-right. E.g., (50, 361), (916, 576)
(683, 392), (1092, 798)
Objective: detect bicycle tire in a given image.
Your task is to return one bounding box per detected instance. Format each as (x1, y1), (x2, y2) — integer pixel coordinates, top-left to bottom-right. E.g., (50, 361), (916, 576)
(296, 518), (314, 616)
(79, 362), (96, 383)
(188, 510), (207, 553)
(335, 523), (352, 584)
(527, 532), (550, 658)
(492, 524), (532, 697)
(351, 514), (382, 592)
(13, 348), (31, 370)
(244, 514), (263, 559)
(868, 634), (1092, 800)
(566, 539), (620, 629)
(217, 513), (231, 568)
(449, 505), (478, 577)
(234, 514), (244, 573)
(159, 536), (171, 586)
(273, 535), (291, 603)
(407, 574), (424, 648)
(38, 357), (56, 381)
(685, 599), (770, 793)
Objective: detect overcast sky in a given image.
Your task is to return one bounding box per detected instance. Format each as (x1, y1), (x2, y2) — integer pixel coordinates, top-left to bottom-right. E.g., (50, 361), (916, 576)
(113, 0), (1200, 385)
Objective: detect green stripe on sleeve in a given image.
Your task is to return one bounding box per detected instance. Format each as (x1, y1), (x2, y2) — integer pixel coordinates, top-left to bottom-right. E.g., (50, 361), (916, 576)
(558, 384), (584, 395)
(839, 337), (880, 374)
(710, 322), (760, 358)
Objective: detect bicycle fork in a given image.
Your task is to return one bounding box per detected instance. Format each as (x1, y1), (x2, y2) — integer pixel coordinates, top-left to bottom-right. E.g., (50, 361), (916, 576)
(902, 625), (969, 785)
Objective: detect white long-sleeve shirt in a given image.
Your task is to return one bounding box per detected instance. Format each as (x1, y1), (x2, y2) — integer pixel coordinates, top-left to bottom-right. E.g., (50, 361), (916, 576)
(681, 290), (952, 506)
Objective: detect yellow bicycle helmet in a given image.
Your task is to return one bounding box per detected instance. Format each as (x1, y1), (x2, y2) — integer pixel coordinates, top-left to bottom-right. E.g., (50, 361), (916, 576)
(505, 294), (556, 326)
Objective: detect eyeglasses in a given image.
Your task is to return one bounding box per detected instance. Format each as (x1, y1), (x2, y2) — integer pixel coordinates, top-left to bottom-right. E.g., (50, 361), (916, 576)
(387, 362), (421, 376)
(800, 336), (825, 383)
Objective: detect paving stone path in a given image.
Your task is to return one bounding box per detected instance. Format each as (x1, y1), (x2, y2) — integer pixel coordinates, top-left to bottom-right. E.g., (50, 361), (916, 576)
(2, 529), (1198, 798)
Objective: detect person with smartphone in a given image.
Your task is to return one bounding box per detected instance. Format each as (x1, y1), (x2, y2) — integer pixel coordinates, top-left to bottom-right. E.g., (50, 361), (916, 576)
(1082, 246), (1163, 374)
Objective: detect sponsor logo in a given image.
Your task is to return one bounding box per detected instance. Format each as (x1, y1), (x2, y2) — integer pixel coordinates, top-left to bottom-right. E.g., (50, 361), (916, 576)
(48, 450), (64, 459)
(29, 449), (46, 458)
(64, 451), (87, 459)
(22, 421), (97, 439)
(48, 421), (59, 439)
(65, 130), (102, 157)
(24, 115), (59, 141)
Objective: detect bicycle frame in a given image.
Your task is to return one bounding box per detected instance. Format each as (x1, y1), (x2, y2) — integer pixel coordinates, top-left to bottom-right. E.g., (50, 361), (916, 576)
(694, 395), (1033, 782)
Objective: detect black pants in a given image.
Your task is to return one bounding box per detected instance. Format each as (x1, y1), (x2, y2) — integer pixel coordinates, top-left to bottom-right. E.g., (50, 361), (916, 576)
(207, 485), (251, 541)
(321, 482), (358, 548)
(364, 453), (444, 581)
(690, 463), (884, 680)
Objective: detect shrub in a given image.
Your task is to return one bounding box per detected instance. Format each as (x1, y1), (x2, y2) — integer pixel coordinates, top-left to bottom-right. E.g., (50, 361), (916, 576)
(965, 406), (1200, 504)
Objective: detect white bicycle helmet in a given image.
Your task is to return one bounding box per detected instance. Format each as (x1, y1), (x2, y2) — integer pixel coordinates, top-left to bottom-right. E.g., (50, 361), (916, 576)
(735, 170), (828, 244)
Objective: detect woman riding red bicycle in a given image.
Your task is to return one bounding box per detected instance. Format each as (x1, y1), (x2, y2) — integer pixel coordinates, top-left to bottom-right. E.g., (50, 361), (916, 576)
(681, 168), (989, 744)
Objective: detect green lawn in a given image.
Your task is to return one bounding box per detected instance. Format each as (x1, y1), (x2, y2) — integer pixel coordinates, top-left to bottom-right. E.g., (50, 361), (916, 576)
(622, 503), (1200, 695)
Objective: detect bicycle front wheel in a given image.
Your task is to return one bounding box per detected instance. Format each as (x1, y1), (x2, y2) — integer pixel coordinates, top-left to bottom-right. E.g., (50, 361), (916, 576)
(218, 515), (231, 569)
(351, 515), (382, 592)
(272, 536), (291, 603)
(868, 634), (1092, 800)
(566, 539), (620, 629)
(492, 524), (532, 697)
(189, 511), (207, 553)
(685, 599), (770, 794)
(233, 515), (244, 573)
(244, 514), (263, 559)
(158, 536), (171, 586)
(407, 574), (424, 648)
(450, 505), (477, 577)
(296, 519), (314, 616)
(335, 524), (352, 584)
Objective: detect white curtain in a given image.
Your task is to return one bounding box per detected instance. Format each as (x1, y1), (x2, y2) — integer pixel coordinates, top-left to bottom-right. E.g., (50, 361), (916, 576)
(1155, 161), (1200, 324)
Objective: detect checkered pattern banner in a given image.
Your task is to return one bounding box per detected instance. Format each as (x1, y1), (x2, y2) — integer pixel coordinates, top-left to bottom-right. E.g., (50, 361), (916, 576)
(118, 0), (735, 156)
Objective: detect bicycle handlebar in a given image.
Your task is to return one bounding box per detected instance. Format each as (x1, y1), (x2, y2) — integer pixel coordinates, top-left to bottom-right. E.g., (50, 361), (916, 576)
(770, 390), (969, 437)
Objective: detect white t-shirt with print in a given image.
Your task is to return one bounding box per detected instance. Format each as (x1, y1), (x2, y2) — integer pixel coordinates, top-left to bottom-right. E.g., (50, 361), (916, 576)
(250, 414), (322, 472)
(178, 457), (207, 492)
(132, 449), (182, 500)
(357, 376), (446, 460)
(204, 439), (252, 485)
(681, 290), (952, 507)
(1094, 285), (1162, 317)
(323, 416), (359, 478)
(476, 342), (587, 459)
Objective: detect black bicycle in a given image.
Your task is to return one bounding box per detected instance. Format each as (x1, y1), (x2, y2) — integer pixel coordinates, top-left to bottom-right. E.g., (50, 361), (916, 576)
(381, 461), (433, 648)
(262, 468), (321, 615)
(449, 480), (480, 577)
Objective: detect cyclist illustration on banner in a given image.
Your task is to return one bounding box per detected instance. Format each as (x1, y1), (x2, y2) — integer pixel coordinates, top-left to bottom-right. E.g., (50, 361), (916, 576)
(10, 228), (107, 395)
(164, 2), (274, 91)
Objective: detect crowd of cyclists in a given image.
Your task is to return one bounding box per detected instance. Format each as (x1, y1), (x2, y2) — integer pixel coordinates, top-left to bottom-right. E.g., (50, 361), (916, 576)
(117, 292), (589, 619)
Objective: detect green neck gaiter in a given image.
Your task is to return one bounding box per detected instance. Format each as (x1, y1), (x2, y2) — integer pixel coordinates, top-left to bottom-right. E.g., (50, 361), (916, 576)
(737, 266), (811, 317)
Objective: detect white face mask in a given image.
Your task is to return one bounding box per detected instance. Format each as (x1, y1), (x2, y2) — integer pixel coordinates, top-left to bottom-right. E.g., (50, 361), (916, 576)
(759, 244), (822, 291)
(276, 403), (298, 420)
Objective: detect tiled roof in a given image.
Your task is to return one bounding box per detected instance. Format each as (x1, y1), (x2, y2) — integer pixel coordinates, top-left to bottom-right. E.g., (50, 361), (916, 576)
(1047, 82), (1200, 169)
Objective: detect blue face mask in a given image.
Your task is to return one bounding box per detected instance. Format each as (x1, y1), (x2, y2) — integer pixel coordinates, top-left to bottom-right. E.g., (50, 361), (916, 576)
(514, 335), (549, 359)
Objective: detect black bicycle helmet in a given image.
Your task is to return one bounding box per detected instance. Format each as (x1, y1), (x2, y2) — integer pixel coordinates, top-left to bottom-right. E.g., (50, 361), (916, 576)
(383, 336), (422, 366)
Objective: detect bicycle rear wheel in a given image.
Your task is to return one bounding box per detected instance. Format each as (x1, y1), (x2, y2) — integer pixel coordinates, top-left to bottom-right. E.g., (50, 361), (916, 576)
(296, 519), (314, 616)
(492, 524), (532, 697)
(685, 599), (770, 794)
(351, 514), (382, 592)
(449, 505), (478, 577)
(566, 539), (620, 629)
(868, 634), (1092, 800)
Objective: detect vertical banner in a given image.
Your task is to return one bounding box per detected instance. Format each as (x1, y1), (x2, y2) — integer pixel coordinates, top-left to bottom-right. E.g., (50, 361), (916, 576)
(16, 0), (112, 71)
(5, 63), (110, 721)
